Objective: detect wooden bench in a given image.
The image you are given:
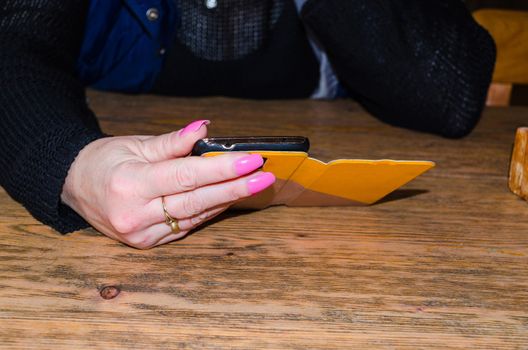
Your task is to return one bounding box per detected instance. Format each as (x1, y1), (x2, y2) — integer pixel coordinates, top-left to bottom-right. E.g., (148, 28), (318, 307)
(474, 9), (528, 106)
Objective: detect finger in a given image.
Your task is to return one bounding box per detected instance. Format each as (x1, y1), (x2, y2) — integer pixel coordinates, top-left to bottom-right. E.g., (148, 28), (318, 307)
(177, 204), (228, 231)
(153, 233), (187, 247)
(153, 207), (227, 247)
(108, 163), (268, 235)
(124, 206), (228, 249)
(154, 206), (228, 247)
(139, 120), (210, 162)
(143, 152), (266, 198)
(157, 171), (276, 220)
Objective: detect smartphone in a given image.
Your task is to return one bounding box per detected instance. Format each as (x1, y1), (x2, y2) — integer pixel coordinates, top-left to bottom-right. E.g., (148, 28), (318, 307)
(191, 136), (310, 156)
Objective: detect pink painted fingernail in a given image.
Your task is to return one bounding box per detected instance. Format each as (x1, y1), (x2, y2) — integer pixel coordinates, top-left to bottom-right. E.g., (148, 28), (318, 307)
(247, 172), (276, 195)
(179, 120), (210, 137)
(235, 154), (264, 176)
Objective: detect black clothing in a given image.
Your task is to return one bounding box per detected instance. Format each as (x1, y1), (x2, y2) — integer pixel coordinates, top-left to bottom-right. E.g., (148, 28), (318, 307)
(152, 0), (320, 99)
(0, 0), (104, 233)
(301, 0), (496, 138)
(0, 0), (495, 233)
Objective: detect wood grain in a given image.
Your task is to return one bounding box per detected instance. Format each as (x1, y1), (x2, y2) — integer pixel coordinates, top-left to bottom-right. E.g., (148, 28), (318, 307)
(509, 127), (528, 200)
(1, 91), (527, 349)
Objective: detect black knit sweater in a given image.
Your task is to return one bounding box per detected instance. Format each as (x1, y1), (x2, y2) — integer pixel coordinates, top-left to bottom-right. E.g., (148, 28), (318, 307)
(0, 0), (495, 233)
(301, 0), (496, 137)
(0, 0), (104, 233)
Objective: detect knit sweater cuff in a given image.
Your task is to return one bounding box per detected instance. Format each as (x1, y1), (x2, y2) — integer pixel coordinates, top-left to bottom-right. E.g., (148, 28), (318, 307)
(11, 125), (105, 233)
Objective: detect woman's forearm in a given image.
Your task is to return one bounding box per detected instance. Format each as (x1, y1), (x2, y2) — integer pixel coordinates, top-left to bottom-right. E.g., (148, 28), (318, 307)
(301, 0), (496, 138)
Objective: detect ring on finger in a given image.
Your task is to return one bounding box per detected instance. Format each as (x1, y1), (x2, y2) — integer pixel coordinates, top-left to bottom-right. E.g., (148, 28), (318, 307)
(161, 196), (180, 233)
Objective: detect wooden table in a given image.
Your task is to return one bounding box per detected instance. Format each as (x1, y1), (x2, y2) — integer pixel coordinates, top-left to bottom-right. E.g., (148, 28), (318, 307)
(1, 91), (527, 349)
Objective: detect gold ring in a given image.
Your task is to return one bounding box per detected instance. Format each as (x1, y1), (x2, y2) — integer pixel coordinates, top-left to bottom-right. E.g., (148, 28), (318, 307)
(161, 196), (180, 233)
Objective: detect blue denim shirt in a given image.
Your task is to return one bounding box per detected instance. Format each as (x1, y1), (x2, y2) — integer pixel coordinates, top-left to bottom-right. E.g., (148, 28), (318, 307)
(76, 0), (341, 98)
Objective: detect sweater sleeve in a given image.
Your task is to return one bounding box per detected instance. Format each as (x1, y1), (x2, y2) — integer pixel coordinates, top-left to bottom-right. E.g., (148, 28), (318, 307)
(0, 0), (105, 233)
(300, 0), (496, 138)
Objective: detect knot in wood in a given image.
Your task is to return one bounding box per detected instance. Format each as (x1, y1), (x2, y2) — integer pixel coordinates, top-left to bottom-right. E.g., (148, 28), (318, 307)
(100, 286), (121, 300)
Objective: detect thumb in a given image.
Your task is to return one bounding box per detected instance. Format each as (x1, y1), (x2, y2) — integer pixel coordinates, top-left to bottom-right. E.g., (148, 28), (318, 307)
(140, 120), (210, 162)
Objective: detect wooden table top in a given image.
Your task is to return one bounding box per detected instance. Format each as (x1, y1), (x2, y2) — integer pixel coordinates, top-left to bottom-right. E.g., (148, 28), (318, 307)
(1, 91), (527, 349)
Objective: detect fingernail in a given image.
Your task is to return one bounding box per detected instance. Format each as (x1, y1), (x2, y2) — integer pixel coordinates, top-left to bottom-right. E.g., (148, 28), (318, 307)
(179, 120), (210, 137)
(247, 172), (276, 195)
(235, 154), (264, 176)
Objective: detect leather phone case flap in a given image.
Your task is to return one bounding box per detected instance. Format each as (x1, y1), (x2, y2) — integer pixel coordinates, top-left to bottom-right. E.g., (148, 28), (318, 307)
(203, 151), (435, 209)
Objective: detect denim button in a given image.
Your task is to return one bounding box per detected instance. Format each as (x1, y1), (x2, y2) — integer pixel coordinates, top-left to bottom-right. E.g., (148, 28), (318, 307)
(146, 8), (160, 21)
(205, 0), (217, 9)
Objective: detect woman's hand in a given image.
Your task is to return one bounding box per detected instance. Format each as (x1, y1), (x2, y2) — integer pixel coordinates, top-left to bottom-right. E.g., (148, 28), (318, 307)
(60, 120), (275, 249)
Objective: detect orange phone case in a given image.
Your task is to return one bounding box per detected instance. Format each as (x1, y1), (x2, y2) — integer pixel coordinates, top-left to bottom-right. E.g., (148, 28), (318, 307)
(204, 151), (435, 209)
